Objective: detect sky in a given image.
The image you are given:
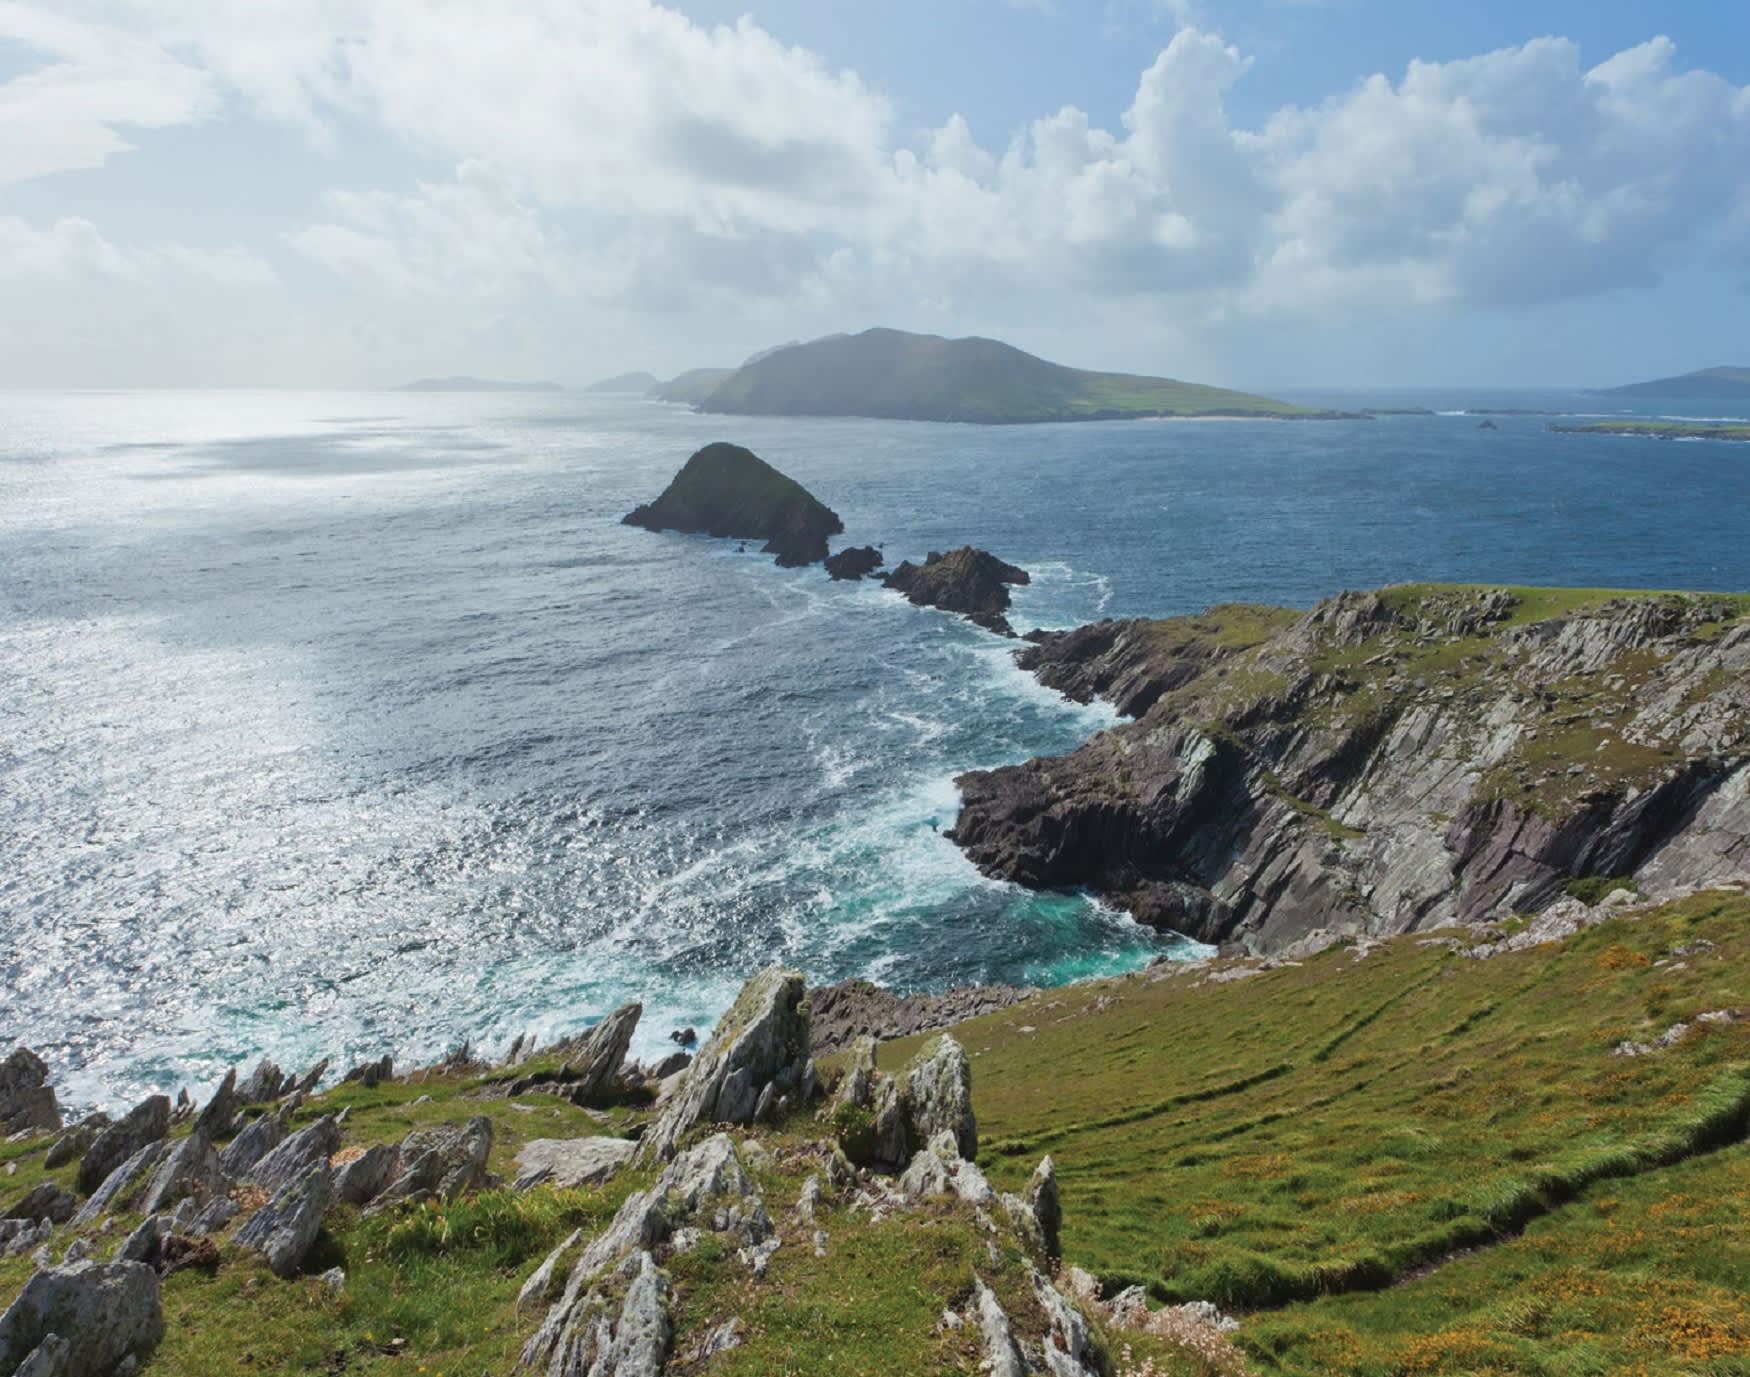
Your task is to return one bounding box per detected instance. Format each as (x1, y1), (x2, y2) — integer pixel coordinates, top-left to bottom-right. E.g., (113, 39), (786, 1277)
(1, 0), (1747, 391)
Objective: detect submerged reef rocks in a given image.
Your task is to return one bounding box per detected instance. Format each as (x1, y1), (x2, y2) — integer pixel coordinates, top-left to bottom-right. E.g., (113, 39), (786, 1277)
(950, 585), (1750, 953)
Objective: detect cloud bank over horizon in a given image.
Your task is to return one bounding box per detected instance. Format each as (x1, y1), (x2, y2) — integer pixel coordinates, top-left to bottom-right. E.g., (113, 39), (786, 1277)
(2, 1), (1747, 388)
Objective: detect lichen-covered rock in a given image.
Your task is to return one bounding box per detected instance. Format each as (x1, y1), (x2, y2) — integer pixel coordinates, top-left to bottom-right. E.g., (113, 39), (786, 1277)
(333, 1143), (401, 1207)
(0, 1049), (61, 1136)
(248, 1115), (341, 1194)
(71, 1142), (169, 1227)
(136, 1129), (228, 1216)
(76, 1096), (169, 1195)
(371, 1117), (492, 1209)
(900, 1035), (978, 1161)
(1, 1184), (76, 1226)
(897, 1132), (995, 1206)
(217, 1102), (293, 1178)
(11, 1332), (69, 1377)
(42, 1116), (108, 1172)
(0, 1261), (163, 1376)
(1025, 1155), (1062, 1259)
(518, 1228), (585, 1309)
(549, 1002), (640, 1106)
(524, 1250), (673, 1377)
(0, 1219), (53, 1260)
(637, 968), (810, 1163)
(233, 1163), (332, 1279)
(970, 1278), (1025, 1377)
(513, 1137), (635, 1192)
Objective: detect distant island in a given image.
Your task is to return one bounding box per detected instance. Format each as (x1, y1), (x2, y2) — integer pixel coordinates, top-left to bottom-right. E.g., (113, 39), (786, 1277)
(650, 328), (1353, 424)
(1551, 420), (1750, 443)
(1595, 365), (1750, 399)
(394, 376), (564, 393)
(581, 371), (659, 394)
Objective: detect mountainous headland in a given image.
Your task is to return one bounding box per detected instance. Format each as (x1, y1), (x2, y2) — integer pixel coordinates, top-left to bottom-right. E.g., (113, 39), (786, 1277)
(621, 442), (844, 567)
(393, 377), (564, 393)
(951, 584), (1750, 952)
(650, 328), (1356, 425)
(581, 371), (660, 394)
(647, 368), (737, 405)
(1595, 365), (1750, 399)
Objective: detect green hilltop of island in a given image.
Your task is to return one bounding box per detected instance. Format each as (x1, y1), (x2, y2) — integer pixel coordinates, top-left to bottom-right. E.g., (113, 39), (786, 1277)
(1595, 365), (1750, 399)
(642, 327), (1349, 424)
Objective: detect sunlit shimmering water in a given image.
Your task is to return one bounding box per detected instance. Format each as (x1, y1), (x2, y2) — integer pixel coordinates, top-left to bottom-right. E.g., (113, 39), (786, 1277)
(3, 387), (1747, 1108)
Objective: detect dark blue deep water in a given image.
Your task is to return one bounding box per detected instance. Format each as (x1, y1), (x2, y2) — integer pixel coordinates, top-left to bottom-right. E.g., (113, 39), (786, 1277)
(3, 387), (1747, 1107)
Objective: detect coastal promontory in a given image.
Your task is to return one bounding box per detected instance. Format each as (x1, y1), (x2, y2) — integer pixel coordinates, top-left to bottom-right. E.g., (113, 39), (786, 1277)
(622, 442), (844, 567)
(951, 585), (1750, 951)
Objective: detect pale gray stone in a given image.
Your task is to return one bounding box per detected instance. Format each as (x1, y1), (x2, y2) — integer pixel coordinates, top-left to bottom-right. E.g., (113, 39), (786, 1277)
(234, 1162), (332, 1278)
(76, 1096), (169, 1195)
(0, 1262), (163, 1376)
(513, 1137), (634, 1192)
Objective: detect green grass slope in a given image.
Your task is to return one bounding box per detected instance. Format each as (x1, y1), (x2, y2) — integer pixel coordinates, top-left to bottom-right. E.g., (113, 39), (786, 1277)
(884, 888), (1750, 1374)
(1552, 420), (1750, 442)
(697, 328), (1336, 424)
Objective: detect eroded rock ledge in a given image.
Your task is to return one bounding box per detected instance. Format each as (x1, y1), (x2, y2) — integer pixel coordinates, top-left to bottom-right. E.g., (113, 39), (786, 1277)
(950, 585), (1750, 953)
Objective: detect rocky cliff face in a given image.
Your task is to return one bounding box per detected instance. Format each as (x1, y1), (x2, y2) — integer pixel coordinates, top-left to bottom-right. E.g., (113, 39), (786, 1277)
(622, 441), (844, 567)
(950, 585), (1750, 952)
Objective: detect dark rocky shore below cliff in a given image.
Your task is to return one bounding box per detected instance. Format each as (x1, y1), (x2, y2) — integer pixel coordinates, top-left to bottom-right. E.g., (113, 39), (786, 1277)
(949, 585), (1750, 954)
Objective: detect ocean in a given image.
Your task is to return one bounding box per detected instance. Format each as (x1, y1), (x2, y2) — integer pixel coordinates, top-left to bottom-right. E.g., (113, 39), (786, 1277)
(3, 386), (1747, 1109)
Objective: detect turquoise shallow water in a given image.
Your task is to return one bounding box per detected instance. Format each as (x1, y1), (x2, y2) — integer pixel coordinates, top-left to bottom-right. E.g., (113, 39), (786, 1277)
(2, 387), (1746, 1108)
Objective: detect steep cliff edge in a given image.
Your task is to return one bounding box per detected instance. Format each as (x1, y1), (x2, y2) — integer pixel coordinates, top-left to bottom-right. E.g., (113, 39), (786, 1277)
(950, 585), (1750, 952)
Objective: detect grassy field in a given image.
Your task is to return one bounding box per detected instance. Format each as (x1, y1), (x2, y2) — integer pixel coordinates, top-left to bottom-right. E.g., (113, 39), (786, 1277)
(4, 890), (1747, 1375)
(884, 888), (1750, 1375)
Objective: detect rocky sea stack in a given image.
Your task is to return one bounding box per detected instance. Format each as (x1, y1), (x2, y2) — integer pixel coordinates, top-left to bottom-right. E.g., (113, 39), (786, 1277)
(950, 585), (1750, 952)
(883, 546), (1031, 636)
(622, 442), (844, 567)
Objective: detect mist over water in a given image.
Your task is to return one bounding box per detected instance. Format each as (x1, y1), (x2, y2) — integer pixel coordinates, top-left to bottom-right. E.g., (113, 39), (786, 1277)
(3, 388), (1748, 1109)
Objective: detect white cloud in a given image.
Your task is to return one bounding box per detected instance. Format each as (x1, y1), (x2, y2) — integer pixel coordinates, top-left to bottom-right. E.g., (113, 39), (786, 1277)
(0, 214), (278, 285)
(0, 1), (213, 183)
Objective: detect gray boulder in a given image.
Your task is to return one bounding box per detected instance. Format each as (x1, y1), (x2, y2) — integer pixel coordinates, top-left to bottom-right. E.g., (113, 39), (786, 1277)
(513, 1137), (635, 1192)
(0, 1219), (53, 1260)
(0, 1261), (163, 1376)
(971, 1278), (1026, 1377)
(42, 1116), (108, 1172)
(2, 1184), (76, 1226)
(0, 1049), (61, 1136)
(550, 1002), (641, 1106)
(1026, 1155), (1062, 1259)
(899, 1035), (977, 1161)
(71, 1142), (170, 1227)
(136, 1129), (228, 1216)
(371, 1117), (492, 1209)
(217, 1103), (293, 1178)
(333, 1144), (401, 1207)
(249, 1115), (340, 1194)
(114, 1216), (165, 1268)
(637, 968), (811, 1163)
(342, 1055), (393, 1089)
(234, 1163), (332, 1278)
(526, 1250), (672, 1377)
(12, 1333), (69, 1377)
(76, 1096), (169, 1194)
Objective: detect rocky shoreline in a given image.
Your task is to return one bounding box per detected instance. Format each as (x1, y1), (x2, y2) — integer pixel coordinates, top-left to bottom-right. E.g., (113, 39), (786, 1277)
(949, 585), (1750, 953)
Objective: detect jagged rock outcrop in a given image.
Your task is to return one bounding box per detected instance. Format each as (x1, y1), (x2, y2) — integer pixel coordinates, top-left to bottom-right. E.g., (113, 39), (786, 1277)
(370, 1118), (493, 1209)
(192, 1069), (239, 1140)
(622, 442), (844, 568)
(637, 968), (811, 1163)
(234, 1163), (332, 1279)
(2, 1186), (75, 1227)
(75, 1096), (169, 1195)
(249, 1115), (341, 1194)
(135, 1129), (227, 1216)
(0, 1262), (163, 1376)
(825, 1034), (978, 1171)
(0, 1051), (60, 1136)
(545, 1002), (640, 1106)
(952, 586), (1750, 953)
(71, 1143), (168, 1227)
(884, 546), (1031, 636)
(42, 1116), (107, 1172)
(235, 1059), (286, 1104)
(523, 1135), (767, 1373)
(218, 1102), (293, 1178)
(333, 1144), (401, 1207)
(825, 545), (884, 580)
(809, 979), (1033, 1054)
